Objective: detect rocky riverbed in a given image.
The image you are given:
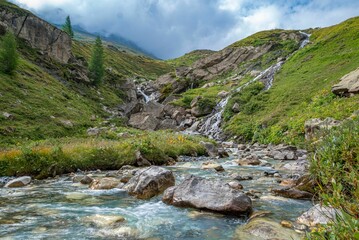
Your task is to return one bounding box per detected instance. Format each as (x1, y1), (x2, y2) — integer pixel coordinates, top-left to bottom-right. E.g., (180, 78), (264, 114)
(0, 143), (331, 239)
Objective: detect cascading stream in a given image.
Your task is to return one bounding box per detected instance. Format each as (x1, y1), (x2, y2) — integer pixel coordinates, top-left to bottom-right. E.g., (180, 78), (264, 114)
(137, 87), (151, 103)
(198, 32), (311, 140)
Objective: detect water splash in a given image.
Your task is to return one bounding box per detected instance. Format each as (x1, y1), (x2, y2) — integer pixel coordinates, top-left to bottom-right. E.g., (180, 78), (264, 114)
(299, 31), (311, 49)
(198, 96), (229, 139)
(137, 87), (151, 103)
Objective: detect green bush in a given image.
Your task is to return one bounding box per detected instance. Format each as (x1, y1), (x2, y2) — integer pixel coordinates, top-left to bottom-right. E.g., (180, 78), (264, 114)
(308, 117), (359, 239)
(0, 31), (18, 74)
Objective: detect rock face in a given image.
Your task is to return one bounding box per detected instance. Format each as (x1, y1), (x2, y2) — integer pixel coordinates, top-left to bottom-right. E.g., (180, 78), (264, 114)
(332, 67), (359, 96)
(151, 32), (302, 98)
(162, 175), (252, 216)
(5, 176), (31, 188)
(296, 204), (337, 227)
(0, 5), (71, 63)
(234, 218), (302, 240)
(123, 166), (175, 199)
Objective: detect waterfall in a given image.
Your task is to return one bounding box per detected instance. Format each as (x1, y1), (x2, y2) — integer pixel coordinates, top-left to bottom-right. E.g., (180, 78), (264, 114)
(137, 87), (151, 103)
(198, 96), (230, 139)
(198, 62), (283, 139)
(189, 32), (311, 139)
(299, 31), (311, 49)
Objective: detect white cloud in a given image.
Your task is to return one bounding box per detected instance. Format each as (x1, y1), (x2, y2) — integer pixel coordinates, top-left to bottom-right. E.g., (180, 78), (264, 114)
(9, 0), (359, 59)
(219, 0), (243, 12)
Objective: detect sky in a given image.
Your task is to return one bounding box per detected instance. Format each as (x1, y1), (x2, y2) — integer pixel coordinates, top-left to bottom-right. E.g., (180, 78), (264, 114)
(10, 0), (359, 59)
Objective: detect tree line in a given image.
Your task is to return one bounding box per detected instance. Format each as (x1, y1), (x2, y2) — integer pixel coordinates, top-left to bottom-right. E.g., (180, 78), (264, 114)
(0, 15), (104, 86)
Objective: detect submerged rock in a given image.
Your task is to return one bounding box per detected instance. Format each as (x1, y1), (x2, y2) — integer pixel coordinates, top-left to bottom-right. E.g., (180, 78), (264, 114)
(201, 161), (225, 172)
(5, 176), (31, 188)
(235, 157), (261, 166)
(234, 218), (302, 240)
(97, 226), (138, 239)
(162, 175), (252, 216)
(89, 178), (122, 190)
(123, 166), (175, 199)
(83, 214), (125, 228)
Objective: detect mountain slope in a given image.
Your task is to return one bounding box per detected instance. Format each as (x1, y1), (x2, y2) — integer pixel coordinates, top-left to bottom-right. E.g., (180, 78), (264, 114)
(224, 17), (359, 144)
(0, 0), (172, 146)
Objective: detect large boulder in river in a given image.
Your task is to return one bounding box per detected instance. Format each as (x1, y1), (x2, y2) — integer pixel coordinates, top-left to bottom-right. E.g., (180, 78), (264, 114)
(123, 166), (175, 199)
(234, 218), (302, 240)
(162, 175), (252, 216)
(332, 67), (359, 96)
(5, 176), (31, 188)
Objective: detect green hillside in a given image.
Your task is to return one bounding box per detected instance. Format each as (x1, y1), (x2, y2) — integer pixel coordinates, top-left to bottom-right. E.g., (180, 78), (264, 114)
(224, 17), (359, 145)
(166, 49), (215, 68)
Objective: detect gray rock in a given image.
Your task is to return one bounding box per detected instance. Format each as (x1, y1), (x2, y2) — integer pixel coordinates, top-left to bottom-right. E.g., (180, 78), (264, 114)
(232, 103), (240, 113)
(5, 176), (31, 188)
(89, 178), (122, 190)
(332, 67), (359, 96)
(60, 119), (73, 128)
(163, 175), (252, 216)
(134, 151), (152, 167)
(200, 141), (218, 157)
(129, 113), (159, 130)
(2, 112), (12, 119)
(191, 106), (212, 117)
(297, 204), (337, 227)
(0, 8), (71, 63)
(80, 175), (93, 185)
(87, 127), (102, 136)
(190, 96), (202, 108)
(232, 174), (253, 181)
(227, 181), (243, 190)
(272, 187), (313, 200)
(304, 118), (341, 140)
(157, 119), (178, 130)
(123, 166), (175, 199)
(234, 218), (302, 240)
(217, 91), (229, 98)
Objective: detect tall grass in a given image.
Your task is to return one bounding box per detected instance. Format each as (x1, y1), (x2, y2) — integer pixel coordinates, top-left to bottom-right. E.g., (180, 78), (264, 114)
(0, 131), (207, 179)
(308, 117), (359, 239)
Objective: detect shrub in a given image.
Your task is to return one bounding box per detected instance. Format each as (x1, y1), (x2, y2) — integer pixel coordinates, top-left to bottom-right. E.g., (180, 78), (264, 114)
(308, 117), (359, 239)
(0, 31), (18, 74)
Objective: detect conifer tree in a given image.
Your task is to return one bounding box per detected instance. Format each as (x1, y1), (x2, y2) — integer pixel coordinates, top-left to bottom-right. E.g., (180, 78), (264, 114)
(89, 36), (104, 85)
(0, 31), (18, 75)
(62, 16), (74, 38)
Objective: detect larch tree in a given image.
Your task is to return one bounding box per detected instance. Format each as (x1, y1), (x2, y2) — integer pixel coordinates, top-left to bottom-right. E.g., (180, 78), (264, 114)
(62, 16), (74, 38)
(88, 36), (105, 85)
(0, 31), (18, 75)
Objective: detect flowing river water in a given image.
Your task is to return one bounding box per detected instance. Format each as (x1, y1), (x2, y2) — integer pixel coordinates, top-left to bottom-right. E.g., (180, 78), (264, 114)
(0, 154), (311, 240)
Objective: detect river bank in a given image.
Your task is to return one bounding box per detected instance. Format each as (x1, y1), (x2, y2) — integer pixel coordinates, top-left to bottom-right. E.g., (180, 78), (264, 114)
(0, 142), (327, 239)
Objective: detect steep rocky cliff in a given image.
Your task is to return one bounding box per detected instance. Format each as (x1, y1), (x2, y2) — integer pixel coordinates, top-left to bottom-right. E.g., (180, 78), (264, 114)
(0, 2), (71, 63)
